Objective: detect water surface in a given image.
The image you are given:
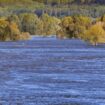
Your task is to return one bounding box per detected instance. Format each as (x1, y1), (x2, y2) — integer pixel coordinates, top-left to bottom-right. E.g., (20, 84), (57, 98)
(0, 37), (105, 105)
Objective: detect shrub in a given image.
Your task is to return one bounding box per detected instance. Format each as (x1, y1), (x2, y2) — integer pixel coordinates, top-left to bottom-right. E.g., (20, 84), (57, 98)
(84, 22), (105, 45)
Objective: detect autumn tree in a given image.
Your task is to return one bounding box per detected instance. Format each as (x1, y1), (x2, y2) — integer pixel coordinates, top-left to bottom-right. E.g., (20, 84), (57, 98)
(7, 15), (21, 30)
(0, 18), (30, 41)
(0, 19), (10, 41)
(21, 13), (43, 35)
(57, 15), (91, 39)
(84, 23), (105, 45)
(41, 13), (61, 35)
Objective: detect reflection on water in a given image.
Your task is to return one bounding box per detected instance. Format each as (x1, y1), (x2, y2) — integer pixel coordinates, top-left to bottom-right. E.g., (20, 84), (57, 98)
(0, 37), (105, 105)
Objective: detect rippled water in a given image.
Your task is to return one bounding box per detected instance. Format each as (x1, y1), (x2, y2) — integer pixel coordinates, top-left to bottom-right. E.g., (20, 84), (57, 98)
(0, 37), (105, 105)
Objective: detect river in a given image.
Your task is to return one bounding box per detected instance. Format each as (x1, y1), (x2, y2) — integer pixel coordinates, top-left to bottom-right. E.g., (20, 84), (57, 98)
(0, 36), (105, 105)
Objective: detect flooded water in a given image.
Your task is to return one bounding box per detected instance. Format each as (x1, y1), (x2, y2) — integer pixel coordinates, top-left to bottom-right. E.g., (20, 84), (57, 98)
(0, 36), (105, 105)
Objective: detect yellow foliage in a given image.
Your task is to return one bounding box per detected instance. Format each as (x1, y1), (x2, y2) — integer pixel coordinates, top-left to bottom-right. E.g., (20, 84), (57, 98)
(85, 23), (105, 45)
(9, 22), (20, 35)
(20, 32), (31, 40)
(0, 19), (8, 28)
(42, 14), (61, 35)
(73, 15), (91, 26)
(0, 19), (30, 41)
(62, 16), (73, 28)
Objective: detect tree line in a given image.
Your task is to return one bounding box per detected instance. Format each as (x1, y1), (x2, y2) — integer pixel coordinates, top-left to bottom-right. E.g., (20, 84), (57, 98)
(1, 13), (105, 45)
(33, 0), (105, 5)
(1, 0), (105, 18)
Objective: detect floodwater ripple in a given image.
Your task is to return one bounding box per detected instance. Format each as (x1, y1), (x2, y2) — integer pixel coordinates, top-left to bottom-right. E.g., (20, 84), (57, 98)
(0, 37), (104, 105)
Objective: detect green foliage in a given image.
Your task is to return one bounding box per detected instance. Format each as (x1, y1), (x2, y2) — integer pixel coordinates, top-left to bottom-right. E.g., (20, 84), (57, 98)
(20, 13), (43, 35)
(41, 14), (61, 35)
(1, 0), (105, 18)
(7, 15), (21, 30)
(33, 0), (105, 5)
